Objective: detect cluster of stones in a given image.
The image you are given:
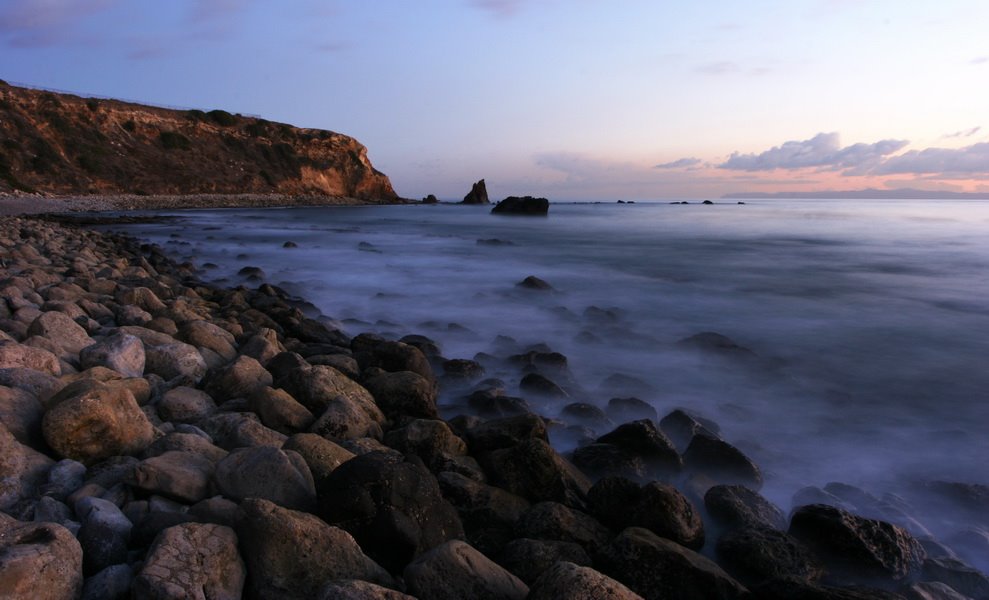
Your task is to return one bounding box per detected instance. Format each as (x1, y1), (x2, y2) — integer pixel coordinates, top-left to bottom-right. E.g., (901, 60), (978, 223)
(1, 215), (988, 600)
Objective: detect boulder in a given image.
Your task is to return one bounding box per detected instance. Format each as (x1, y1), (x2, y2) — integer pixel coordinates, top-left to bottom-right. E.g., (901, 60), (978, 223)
(383, 418), (467, 469)
(404, 540), (528, 600)
(363, 370), (439, 420)
(42, 379), (154, 464)
(0, 340), (60, 375)
(606, 397), (658, 423)
(249, 386), (314, 434)
(127, 450), (215, 503)
(213, 446), (316, 511)
(202, 355), (272, 402)
(81, 564), (133, 600)
(0, 367), (64, 406)
(359, 340), (434, 381)
(436, 471), (530, 555)
(715, 526), (821, 587)
(0, 384), (44, 447)
(79, 333), (145, 378)
(143, 341), (207, 383)
(491, 196), (550, 215)
(27, 310), (95, 357)
(682, 433), (762, 489)
(659, 409), (719, 451)
(479, 438), (591, 510)
(515, 501), (612, 554)
(920, 557), (989, 600)
(595, 419), (682, 478)
(497, 538), (591, 586)
(705, 484), (787, 531)
(316, 580), (416, 600)
(41, 458), (87, 501)
(238, 327), (285, 366)
(157, 386), (217, 424)
(237, 498), (393, 600)
(308, 394), (385, 442)
(277, 364), (381, 419)
(0, 519), (83, 600)
(788, 503), (926, 585)
(142, 432), (227, 464)
(528, 561), (644, 600)
(198, 412), (287, 450)
(462, 179), (490, 204)
(587, 477), (705, 550)
(467, 413), (548, 453)
(570, 442), (650, 482)
(318, 451), (465, 572)
(596, 527), (748, 600)
(176, 320), (237, 362)
(133, 523), (245, 600)
(76, 496), (132, 575)
(282, 433), (355, 485)
(516, 276), (554, 291)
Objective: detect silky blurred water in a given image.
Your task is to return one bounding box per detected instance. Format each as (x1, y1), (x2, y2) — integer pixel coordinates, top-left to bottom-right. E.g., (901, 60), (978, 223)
(114, 199), (989, 513)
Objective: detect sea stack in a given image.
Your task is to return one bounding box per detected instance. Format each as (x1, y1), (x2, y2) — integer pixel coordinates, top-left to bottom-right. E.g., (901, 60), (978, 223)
(491, 196), (549, 215)
(462, 179), (490, 204)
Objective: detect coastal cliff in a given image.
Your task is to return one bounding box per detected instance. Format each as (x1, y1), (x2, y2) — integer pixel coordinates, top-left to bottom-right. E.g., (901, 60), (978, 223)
(0, 81), (398, 200)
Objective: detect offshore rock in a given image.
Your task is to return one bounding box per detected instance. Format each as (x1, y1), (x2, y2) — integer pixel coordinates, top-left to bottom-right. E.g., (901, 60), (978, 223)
(462, 179), (490, 204)
(491, 196), (550, 215)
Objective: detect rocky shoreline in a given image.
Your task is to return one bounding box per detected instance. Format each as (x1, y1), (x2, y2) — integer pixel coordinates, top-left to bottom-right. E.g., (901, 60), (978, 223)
(1, 215), (988, 599)
(0, 192), (407, 216)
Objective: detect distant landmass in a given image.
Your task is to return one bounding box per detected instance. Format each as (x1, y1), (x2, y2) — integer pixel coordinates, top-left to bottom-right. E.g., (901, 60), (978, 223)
(0, 81), (397, 199)
(724, 188), (989, 200)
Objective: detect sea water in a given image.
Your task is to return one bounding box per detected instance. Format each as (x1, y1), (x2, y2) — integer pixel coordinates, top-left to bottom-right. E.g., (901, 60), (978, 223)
(113, 199), (989, 517)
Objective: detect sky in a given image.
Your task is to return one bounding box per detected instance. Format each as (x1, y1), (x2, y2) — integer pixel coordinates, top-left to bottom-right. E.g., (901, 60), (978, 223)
(1, 0), (987, 200)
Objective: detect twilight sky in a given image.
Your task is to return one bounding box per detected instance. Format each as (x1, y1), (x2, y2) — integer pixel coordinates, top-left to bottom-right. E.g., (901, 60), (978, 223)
(1, 0), (987, 200)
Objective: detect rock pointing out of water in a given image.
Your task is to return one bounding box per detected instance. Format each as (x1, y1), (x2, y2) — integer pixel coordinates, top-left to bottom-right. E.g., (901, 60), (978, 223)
(492, 196), (549, 215)
(462, 179), (490, 204)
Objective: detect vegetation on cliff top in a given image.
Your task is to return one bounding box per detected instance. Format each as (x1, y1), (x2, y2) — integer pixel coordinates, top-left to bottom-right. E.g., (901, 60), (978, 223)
(0, 81), (397, 199)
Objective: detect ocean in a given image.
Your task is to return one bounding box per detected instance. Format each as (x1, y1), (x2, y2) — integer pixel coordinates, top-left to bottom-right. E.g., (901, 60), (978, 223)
(112, 198), (989, 518)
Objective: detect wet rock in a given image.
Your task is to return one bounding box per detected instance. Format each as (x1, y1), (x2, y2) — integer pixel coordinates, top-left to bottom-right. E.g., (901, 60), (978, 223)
(443, 358), (486, 381)
(176, 319), (237, 362)
(404, 540), (528, 600)
(921, 557), (989, 600)
(519, 372), (569, 398)
(677, 331), (757, 360)
(363, 370), (438, 420)
(705, 484), (787, 531)
(528, 561), (645, 600)
(571, 443), (650, 481)
(436, 471), (530, 555)
(596, 527), (748, 600)
(308, 394), (385, 442)
(76, 496), (132, 575)
(682, 433), (762, 489)
(467, 388), (533, 417)
(277, 364), (381, 419)
(716, 525), (821, 587)
(479, 438), (591, 510)
(202, 354), (271, 402)
(282, 433), (355, 485)
(517, 275), (554, 291)
(238, 497), (393, 599)
(497, 538), (591, 586)
(515, 501), (612, 554)
(319, 451), (465, 572)
(43, 379), (154, 464)
(587, 476), (705, 550)
(491, 195), (550, 215)
(466, 413), (548, 453)
(142, 432), (227, 464)
(79, 332), (144, 378)
(238, 327), (285, 366)
(133, 523), (245, 600)
(0, 518), (83, 600)
(659, 408), (719, 451)
(157, 386), (217, 424)
(359, 340), (434, 382)
(595, 419), (683, 478)
(789, 503), (926, 585)
(214, 446), (315, 511)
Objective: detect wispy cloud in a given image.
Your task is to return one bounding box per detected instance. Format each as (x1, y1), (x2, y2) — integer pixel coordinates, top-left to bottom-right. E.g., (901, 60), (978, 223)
(695, 61), (739, 75)
(970, 56), (988, 65)
(719, 132), (908, 175)
(942, 126), (981, 139)
(655, 157), (703, 169)
(875, 142), (989, 175)
(0, 0), (117, 47)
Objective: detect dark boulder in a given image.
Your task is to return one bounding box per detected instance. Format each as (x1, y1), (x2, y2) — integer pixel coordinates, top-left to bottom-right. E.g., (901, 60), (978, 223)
(705, 484), (787, 531)
(403, 540), (528, 600)
(659, 409), (720, 451)
(682, 433), (762, 490)
(788, 504), (926, 586)
(596, 419), (682, 479)
(519, 372), (569, 398)
(466, 389), (533, 418)
(587, 477), (705, 550)
(363, 370), (438, 421)
(596, 527), (748, 600)
(492, 196), (550, 215)
(753, 576), (907, 599)
(466, 413), (548, 453)
(479, 438), (591, 510)
(528, 561), (645, 600)
(422, 194), (439, 204)
(437, 471), (529, 556)
(516, 276), (554, 291)
(318, 451), (464, 572)
(571, 443), (650, 481)
(497, 538), (592, 586)
(606, 397), (658, 422)
(715, 525), (822, 587)
(515, 501), (612, 555)
(461, 179), (490, 204)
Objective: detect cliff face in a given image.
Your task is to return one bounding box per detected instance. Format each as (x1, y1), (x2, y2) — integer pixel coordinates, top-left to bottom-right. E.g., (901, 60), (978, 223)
(0, 82), (398, 199)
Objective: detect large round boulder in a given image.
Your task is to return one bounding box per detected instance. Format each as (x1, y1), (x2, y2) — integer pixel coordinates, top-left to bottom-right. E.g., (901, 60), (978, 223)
(0, 518), (83, 600)
(403, 540), (528, 600)
(133, 523), (245, 600)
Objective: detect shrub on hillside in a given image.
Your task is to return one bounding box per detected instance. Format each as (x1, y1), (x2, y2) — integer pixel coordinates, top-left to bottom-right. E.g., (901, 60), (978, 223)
(159, 130), (191, 150)
(208, 109), (237, 126)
